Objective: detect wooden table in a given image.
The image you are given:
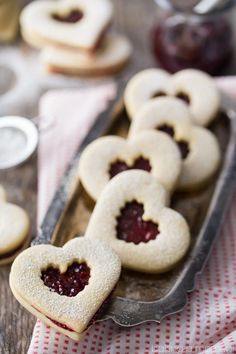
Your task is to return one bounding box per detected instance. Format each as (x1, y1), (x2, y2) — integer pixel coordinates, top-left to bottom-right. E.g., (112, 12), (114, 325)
(0, 1), (236, 353)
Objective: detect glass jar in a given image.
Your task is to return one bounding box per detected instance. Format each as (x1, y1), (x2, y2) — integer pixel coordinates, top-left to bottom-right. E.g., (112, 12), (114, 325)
(152, 0), (235, 75)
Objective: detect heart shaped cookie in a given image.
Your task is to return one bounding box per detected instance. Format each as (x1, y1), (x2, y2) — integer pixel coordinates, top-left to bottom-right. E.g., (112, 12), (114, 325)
(85, 170), (190, 273)
(124, 68), (220, 126)
(20, 0), (113, 51)
(79, 130), (182, 200)
(10, 237), (121, 340)
(41, 33), (132, 76)
(129, 97), (221, 191)
(0, 188), (30, 266)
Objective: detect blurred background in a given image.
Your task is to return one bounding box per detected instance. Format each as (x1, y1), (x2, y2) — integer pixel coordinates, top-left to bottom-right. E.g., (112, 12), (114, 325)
(0, 0), (235, 122)
(0, 1), (236, 353)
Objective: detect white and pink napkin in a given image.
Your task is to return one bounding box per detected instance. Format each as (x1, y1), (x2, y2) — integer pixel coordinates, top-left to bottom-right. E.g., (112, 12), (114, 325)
(28, 78), (236, 354)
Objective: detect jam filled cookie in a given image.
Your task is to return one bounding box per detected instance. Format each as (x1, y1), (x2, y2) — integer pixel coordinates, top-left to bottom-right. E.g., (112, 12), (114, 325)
(85, 170), (190, 273)
(0, 200), (30, 265)
(41, 34), (132, 76)
(79, 130), (181, 200)
(10, 237), (121, 340)
(170, 69), (220, 127)
(124, 68), (171, 119)
(124, 68), (220, 126)
(20, 0), (113, 51)
(129, 97), (221, 191)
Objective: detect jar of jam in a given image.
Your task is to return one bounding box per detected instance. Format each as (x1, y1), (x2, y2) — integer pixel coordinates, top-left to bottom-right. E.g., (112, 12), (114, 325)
(152, 0), (234, 75)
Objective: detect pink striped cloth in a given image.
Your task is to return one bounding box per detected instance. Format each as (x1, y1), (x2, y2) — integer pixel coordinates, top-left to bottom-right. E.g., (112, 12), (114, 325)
(28, 78), (236, 354)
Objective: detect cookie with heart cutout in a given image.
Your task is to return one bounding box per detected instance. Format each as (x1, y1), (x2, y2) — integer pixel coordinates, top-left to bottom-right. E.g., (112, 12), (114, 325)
(170, 69), (221, 127)
(124, 68), (171, 119)
(0, 185), (6, 202)
(85, 170), (190, 273)
(41, 33), (132, 76)
(79, 130), (182, 201)
(124, 68), (220, 126)
(9, 237), (121, 340)
(0, 197), (30, 266)
(20, 0), (113, 51)
(129, 97), (221, 191)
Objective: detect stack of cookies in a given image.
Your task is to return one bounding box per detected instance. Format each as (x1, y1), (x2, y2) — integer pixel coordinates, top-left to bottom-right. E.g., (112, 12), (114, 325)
(79, 69), (221, 273)
(9, 69), (222, 340)
(20, 0), (132, 76)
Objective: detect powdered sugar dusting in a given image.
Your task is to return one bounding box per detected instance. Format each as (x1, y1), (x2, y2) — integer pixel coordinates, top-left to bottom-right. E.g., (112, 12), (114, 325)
(86, 170), (190, 273)
(10, 237), (121, 335)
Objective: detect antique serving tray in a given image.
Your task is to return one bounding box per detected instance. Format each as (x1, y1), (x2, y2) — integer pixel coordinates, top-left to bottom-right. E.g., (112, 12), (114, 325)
(33, 86), (236, 326)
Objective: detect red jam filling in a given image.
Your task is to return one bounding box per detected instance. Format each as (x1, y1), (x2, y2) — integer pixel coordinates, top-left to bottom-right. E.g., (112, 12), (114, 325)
(177, 140), (190, 159)
(109, 157), (151, 179)
(41, 262), (90, 297)
(52, 9), (83, 23)
(176, 92), (190, 104)
(157, 124), (175, 138)
(157, 124), (189, 159)
(151, 91), (190, 104)
(46, 292), (113, 333)
(47, 317), (74, 332)
(152, 91), (167, 98)
(116, 201), (159, 244)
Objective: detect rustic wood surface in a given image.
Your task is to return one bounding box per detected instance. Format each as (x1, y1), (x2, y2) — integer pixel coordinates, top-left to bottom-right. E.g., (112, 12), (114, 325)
(0, 1), (236, 353)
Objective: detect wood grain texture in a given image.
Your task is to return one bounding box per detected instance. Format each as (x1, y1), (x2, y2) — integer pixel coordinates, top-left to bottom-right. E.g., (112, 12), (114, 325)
(0, 0), (236, 353)
(0, 1), (155, 352)
(0, 159), (37, 354)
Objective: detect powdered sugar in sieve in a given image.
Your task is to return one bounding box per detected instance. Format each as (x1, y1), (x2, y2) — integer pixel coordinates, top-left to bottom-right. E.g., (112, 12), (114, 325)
(0, 116), (38, 169)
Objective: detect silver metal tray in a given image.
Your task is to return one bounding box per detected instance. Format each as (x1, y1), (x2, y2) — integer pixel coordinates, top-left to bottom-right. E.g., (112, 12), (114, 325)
(33, 88), (236, 326)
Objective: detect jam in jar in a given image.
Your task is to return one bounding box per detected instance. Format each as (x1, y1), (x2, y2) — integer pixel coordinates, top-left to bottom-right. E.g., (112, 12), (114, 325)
(152, 3), (234, 75)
